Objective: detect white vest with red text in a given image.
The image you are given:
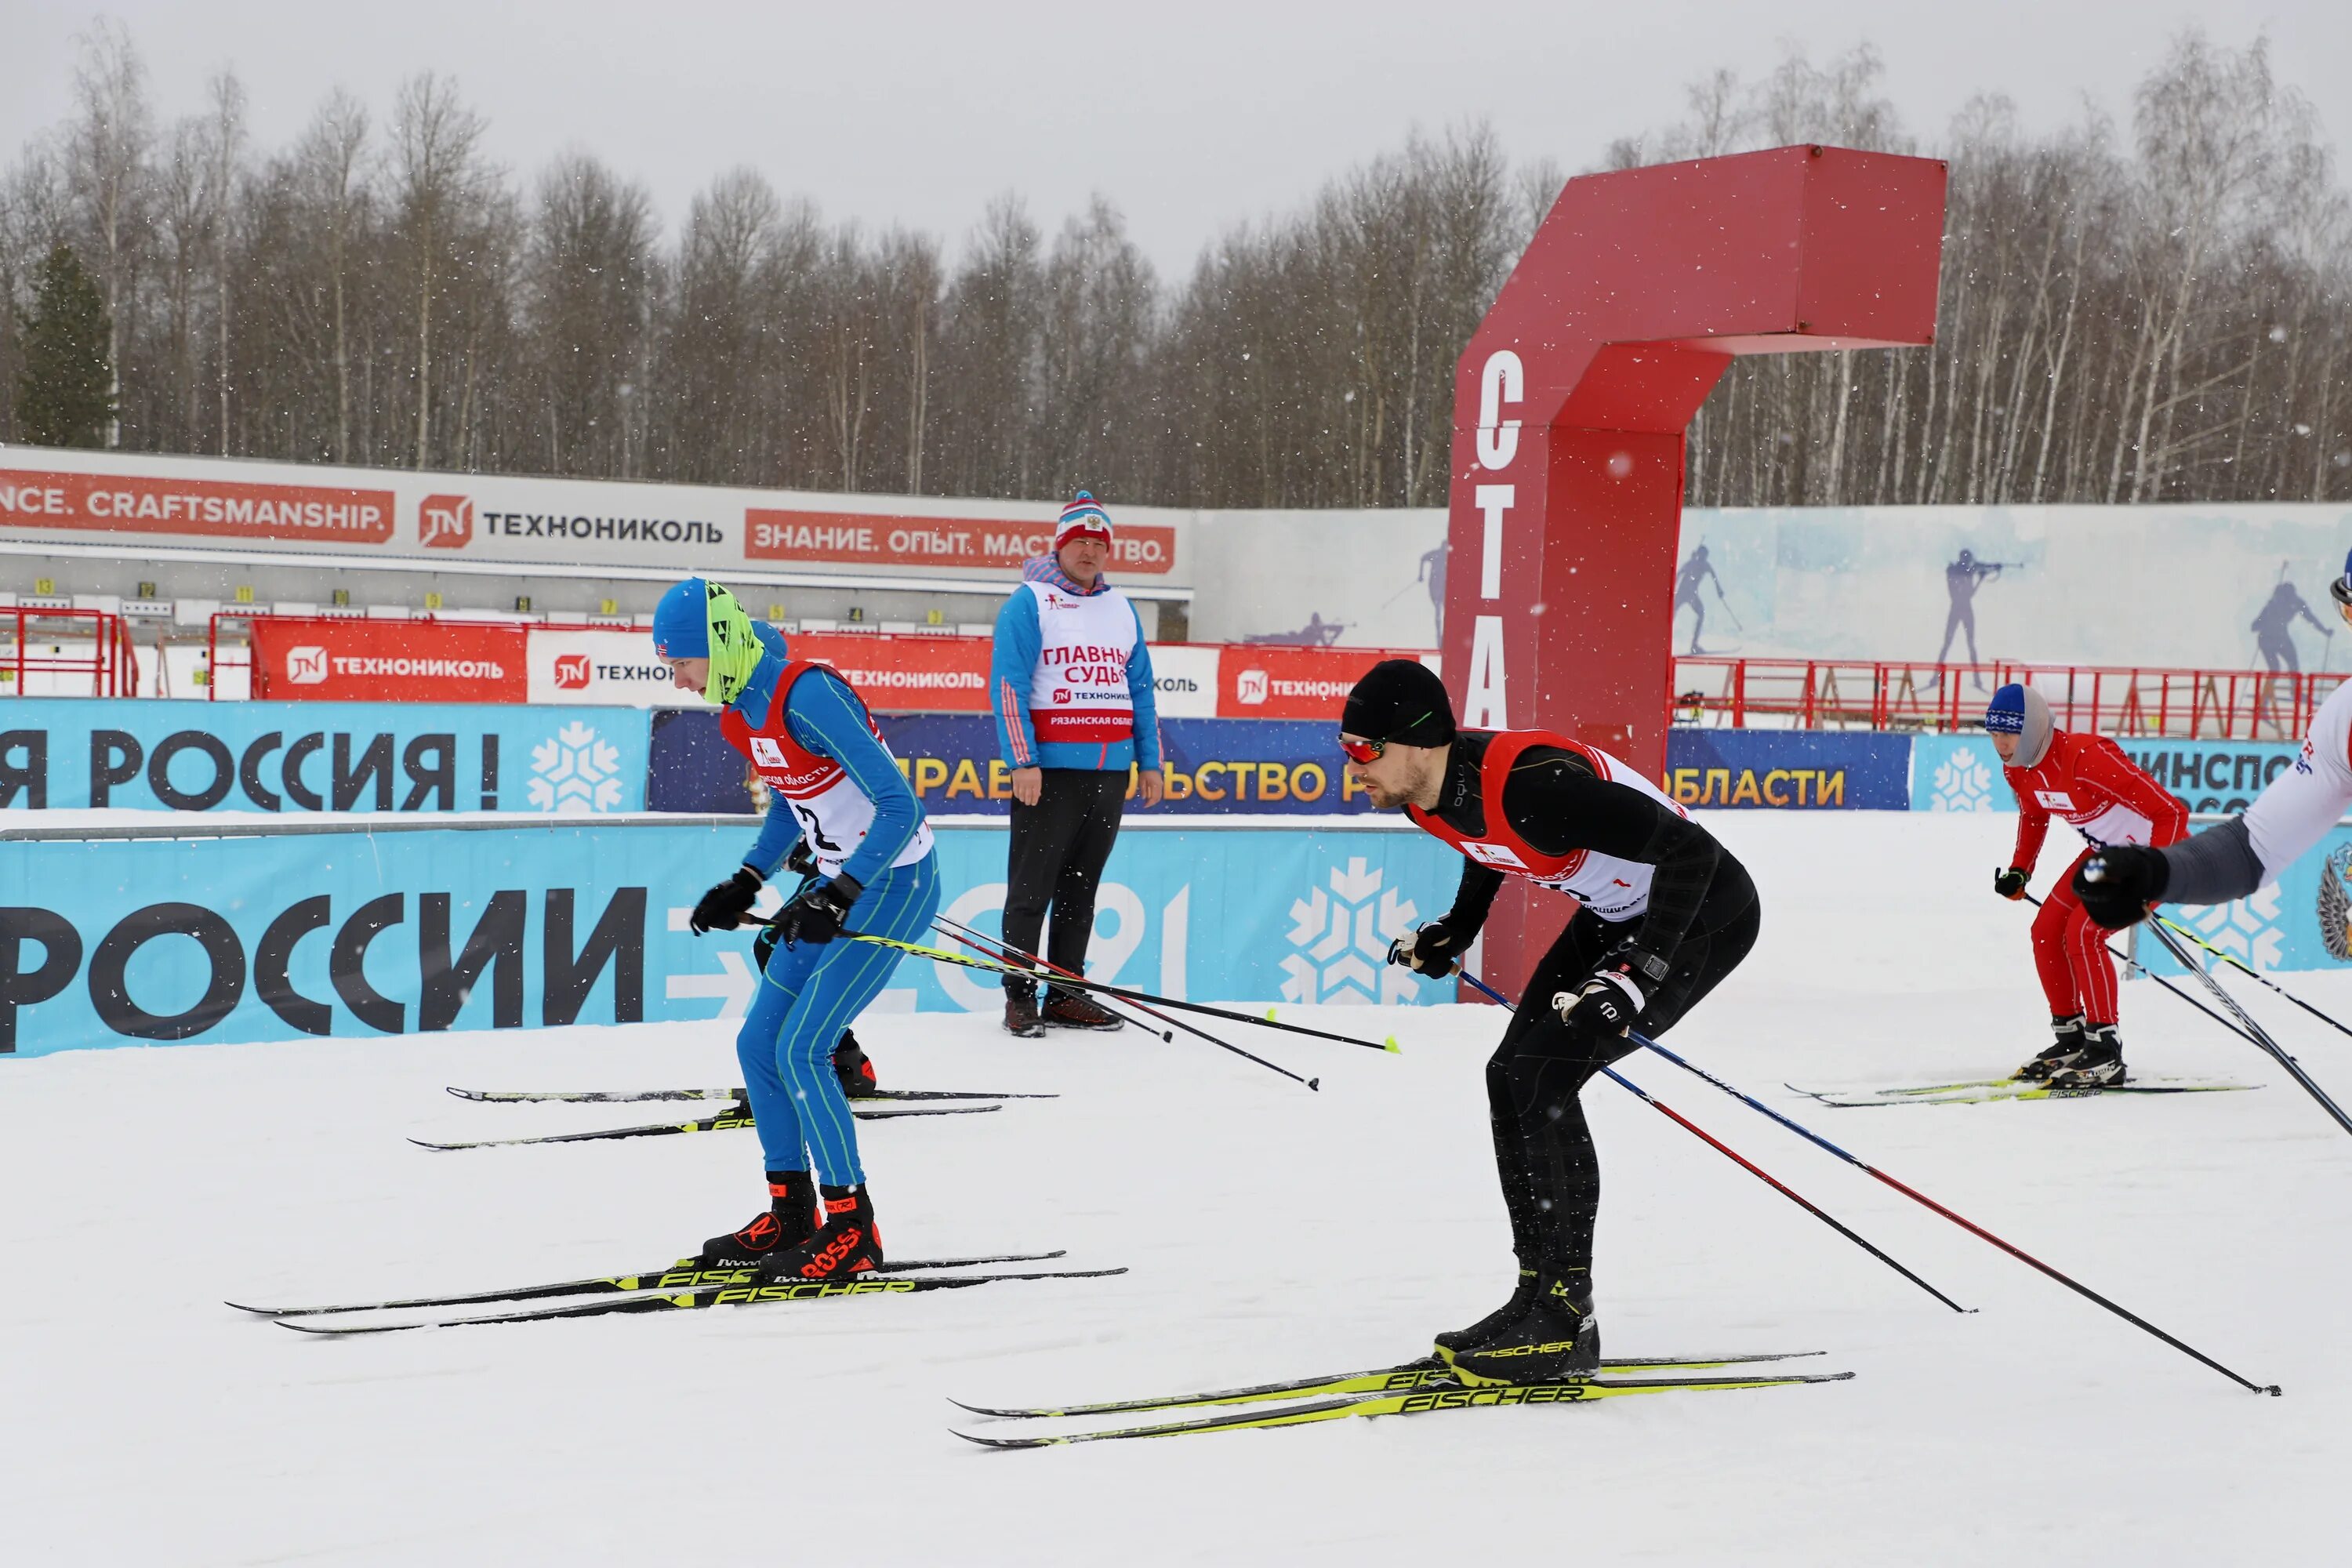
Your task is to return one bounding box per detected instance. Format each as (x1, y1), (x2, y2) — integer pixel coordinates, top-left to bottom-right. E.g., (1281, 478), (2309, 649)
(1023, 579), (1138, 746)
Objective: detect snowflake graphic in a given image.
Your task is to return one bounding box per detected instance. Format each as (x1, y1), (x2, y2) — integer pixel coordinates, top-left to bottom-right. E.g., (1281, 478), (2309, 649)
(1279, 857), (1421, 1005)
(1929, 748), (1996, 812)
(2176, 886), (2286, 972)
(527, 721), (625, 813)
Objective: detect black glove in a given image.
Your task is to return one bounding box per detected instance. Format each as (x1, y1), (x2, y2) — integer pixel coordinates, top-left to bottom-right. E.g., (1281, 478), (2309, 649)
(782, 838), (818, 879)
(1388, 918), (1471, 978)
(1552, 950), (1664, 1035)
(774, 874), (863, 948)
(1994, 866), (2030, 901)
(690, 866), (762, 934)
(2074, 846), (2169, 930)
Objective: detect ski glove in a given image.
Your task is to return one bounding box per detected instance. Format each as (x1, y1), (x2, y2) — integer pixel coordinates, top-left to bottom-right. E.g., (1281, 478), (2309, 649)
(1994, 866), (2030, 901)
(691, 866), (763, 934)
(775, 873), (863, 948)
(1554, 951), (1667, 1035)
(2073, 845), (2169, 930)
(1388, 918), (1470, 978)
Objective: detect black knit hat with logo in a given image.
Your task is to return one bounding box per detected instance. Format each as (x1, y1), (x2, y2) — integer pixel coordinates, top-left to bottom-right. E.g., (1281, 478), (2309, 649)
(1342, 659), (1457, 747)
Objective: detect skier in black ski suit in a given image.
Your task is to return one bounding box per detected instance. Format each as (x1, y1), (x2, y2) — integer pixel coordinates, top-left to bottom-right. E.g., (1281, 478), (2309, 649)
(1341, 659), (1760, 1384)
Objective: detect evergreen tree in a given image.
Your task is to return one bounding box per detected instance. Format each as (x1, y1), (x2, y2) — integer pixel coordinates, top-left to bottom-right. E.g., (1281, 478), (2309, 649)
(16, 244), (116, 448)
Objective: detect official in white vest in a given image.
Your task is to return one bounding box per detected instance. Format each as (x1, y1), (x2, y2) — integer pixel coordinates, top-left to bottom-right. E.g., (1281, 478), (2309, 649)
(987, 492), (1165, 1035)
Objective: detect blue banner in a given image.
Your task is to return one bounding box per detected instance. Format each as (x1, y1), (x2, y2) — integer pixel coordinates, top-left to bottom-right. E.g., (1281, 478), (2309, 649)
(1661, 728), (1911, 809)
(0, 822), (1465, 1055)
(1911, 734), (2301, 817)
(0, 699), (649, 815)
(648, 710), (1382, 817)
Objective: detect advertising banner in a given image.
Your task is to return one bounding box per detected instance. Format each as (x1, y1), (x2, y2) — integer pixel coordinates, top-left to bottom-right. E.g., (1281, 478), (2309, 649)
(1911, 734), (2300, 816)
(646, 712), (1382, 818)
(745, 508), (1176, 575)
(793, 633), (991, 713)
(0, 463), (392, 545)
(250, 618), (528, 704)
(528, 630), (678, 706)
(1661, 729), (1913, 810)
(0, 821), (1465, 1055)
(1149, 645), (1220, 717)
(1217, 646), (1434, 720)
(0, 699), (648, 815)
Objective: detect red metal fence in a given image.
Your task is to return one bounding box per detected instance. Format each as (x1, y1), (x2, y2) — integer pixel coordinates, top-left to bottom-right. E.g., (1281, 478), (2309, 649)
(1671, 656), (2347, 741)
(3, 608), (138, 696)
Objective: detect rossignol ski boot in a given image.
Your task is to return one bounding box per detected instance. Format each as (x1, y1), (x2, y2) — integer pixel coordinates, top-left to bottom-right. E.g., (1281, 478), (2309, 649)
(756, 1185), (884, 1283)
(694, 1171), (816, 1269)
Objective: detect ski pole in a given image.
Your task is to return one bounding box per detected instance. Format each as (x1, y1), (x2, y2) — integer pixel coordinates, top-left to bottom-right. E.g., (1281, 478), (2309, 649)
(2148, 909), (2352, 1051)
(1630, 1028), (2280, 1395)
(1461, 973), (1969, 1314)
(2138, 917), (2352, 1139)
(820, 927), (1405, 1054)
(2021, 894), (2259, 1048)
(930, 915), (1319, 1092)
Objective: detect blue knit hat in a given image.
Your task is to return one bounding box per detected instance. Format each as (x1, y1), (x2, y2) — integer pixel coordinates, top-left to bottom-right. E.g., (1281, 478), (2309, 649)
(1985, 683), (2028, 735)
(652, 578), (711, 659)
(2332, 548), (2352, 608)
(1054, 491), (1113, 550)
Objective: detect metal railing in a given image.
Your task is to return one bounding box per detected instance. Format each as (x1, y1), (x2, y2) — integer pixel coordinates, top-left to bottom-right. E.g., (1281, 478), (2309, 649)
(1671, 656), (2347, 741)
(3, 608), (139, 697)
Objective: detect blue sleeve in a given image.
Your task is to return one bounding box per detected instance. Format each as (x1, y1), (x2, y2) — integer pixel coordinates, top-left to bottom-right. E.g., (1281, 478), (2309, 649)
(785, 673), (924, 887)
(990, 589), (1042, 768)
(743, 795), (804, 880)
(1126, 609), (1161, 772)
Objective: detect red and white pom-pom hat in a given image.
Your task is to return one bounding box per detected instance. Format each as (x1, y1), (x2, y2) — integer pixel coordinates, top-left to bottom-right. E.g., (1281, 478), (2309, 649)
(1055, 492), (1113, 550)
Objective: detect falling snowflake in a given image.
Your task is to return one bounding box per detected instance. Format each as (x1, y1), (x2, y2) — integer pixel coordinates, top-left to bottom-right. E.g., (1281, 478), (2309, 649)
(1279, 857), (1420, 1005)
(2176, 886), (2286, 972)
(1929, 748), (1996, 813)
(528, 721), (625, 813)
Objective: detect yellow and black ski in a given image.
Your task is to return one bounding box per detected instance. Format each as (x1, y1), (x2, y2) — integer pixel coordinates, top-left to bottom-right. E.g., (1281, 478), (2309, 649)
(276, 1266), (1127, 1334)
(950, 1351), (1824, 1420)
(955, 1370), (1852, 1446)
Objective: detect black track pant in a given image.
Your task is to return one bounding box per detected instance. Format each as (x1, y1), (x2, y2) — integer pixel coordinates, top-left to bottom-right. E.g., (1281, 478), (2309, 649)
(1002, 769), (1127, 995)
(1484, 895), (1762, 1278)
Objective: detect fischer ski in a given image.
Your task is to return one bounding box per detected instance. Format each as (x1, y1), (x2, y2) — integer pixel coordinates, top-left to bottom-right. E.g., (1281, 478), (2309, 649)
(1791, 1078), (2253, 1108)
(950, 1351), (1826, 1420)
(410, 1102), (997, 1150)
(446, 1086), (1056, 1105)
(229, 1250), (1070, 1317)
(955, 1370), (1852, 1446)
(275, 1267), (1128, 1334)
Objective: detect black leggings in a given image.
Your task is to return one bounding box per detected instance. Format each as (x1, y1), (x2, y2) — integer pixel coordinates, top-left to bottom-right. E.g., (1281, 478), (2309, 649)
(1001, 769), (1127, 994)
(1483, 895), (1761, 1276)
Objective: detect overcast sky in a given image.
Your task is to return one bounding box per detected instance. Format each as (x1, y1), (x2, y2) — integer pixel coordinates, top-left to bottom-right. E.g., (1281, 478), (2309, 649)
(5, 1), (2345, 276)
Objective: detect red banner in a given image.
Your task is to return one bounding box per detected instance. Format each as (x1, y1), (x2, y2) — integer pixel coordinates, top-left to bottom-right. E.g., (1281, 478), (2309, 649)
(0, 466), (393, 544)
(1217, 645), (1427, 720)
(792, 633), (991, 713)
(251, 619), (528, 702)
(745, 508), (1175, 575)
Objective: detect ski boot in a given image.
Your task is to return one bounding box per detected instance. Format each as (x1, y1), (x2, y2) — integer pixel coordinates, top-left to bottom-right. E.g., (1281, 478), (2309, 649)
(757, 1185), (884, 1283)
(2047, 1025), (2125, 1088)
(833, 1032), (879, 1097)
(1432, 1265), (1536, 1359)
(1043, 988), (1124, 1030)
(2013, 1014), (2087, 1081)
(1004, 984), (1046, 1038)
(1439, 1268), (1600, 1385)
(693, 1171), (816, 1269)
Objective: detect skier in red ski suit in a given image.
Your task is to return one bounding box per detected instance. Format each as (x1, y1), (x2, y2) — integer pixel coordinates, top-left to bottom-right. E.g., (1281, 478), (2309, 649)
(1986, 682), (2187, 1085)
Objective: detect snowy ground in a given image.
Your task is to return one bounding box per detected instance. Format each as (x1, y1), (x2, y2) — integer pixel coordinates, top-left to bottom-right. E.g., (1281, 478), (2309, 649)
(5, 811), (2350, 1565)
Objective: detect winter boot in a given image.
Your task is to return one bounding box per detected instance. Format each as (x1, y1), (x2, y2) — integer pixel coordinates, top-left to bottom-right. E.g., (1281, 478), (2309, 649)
(833, 1032), (879, 1098)
(1439, 1268), (1601, 1385)
(1043, 989), (1125, 1030)
(1432, 1265), (1537, 1358)
(2048, 1025), (2126, 1088)
(757, 1183), (884, 1283)
(1003, 985), (1046, 1038)
(693, 1171), (816, 1269)
(2013, 1014), (2087, 1081)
